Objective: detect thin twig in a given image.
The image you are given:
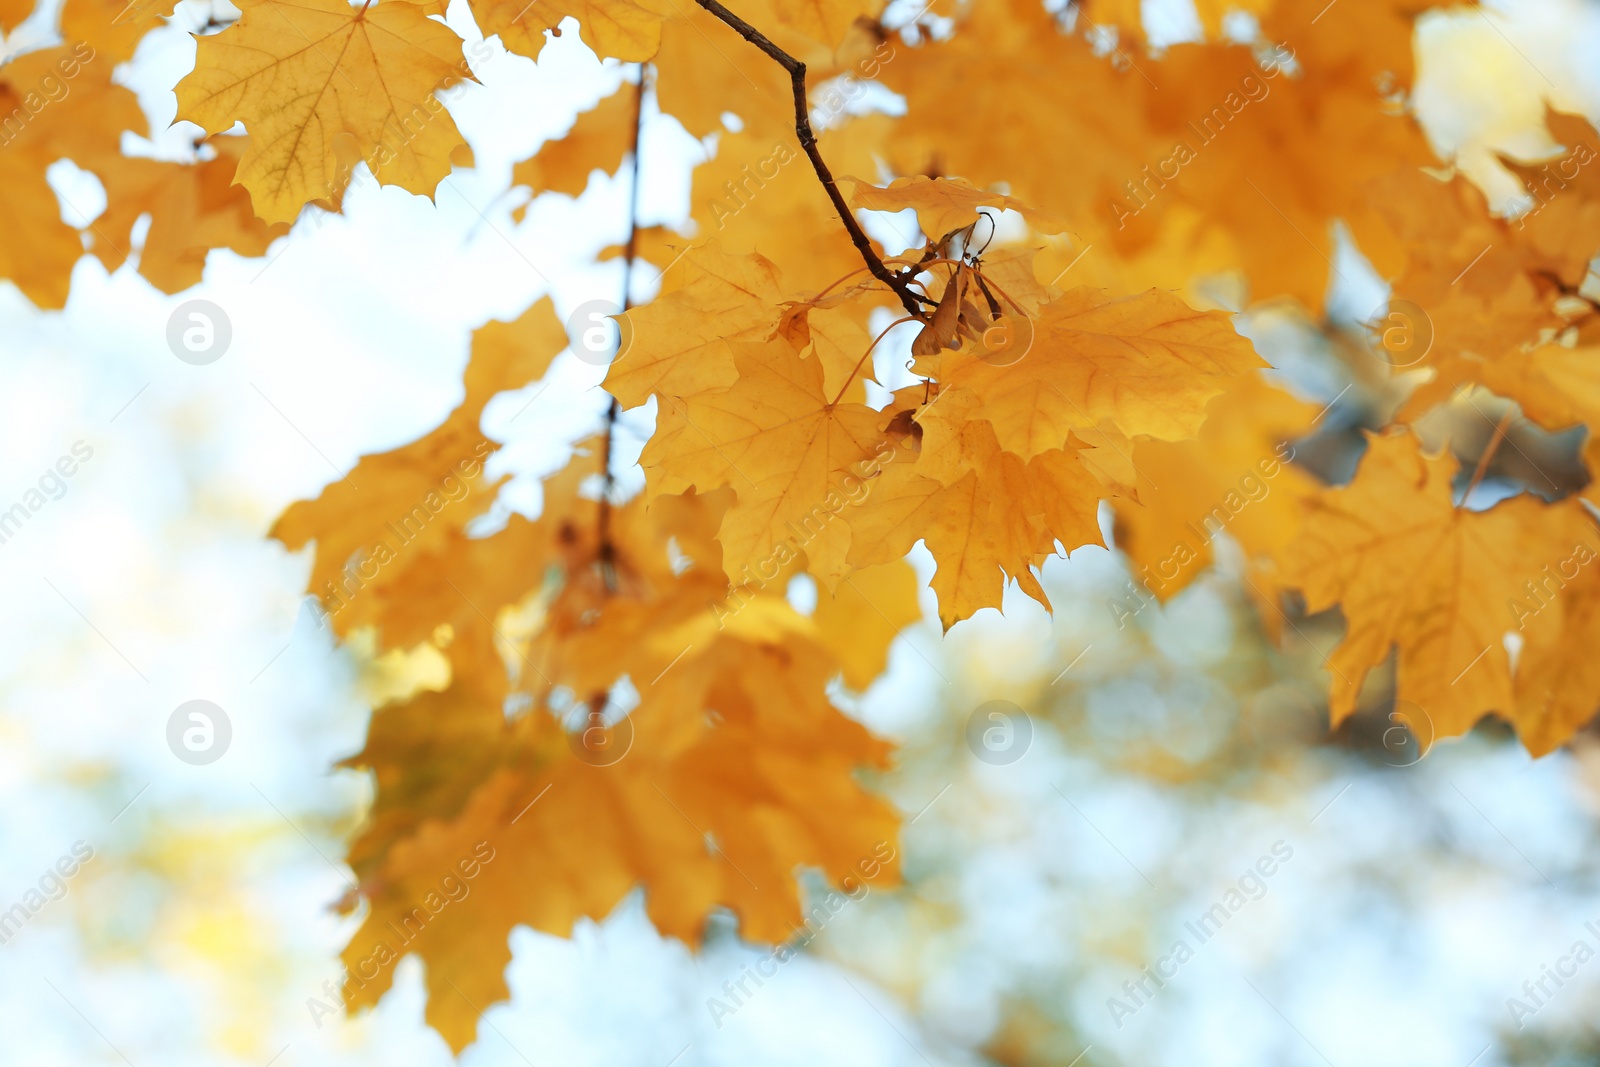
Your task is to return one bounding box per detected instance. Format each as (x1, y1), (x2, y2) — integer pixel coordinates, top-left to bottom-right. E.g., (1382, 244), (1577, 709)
(1459, 407), (1514, 508)
(597, 64), (649, 591)
(692, 0), (927, 319)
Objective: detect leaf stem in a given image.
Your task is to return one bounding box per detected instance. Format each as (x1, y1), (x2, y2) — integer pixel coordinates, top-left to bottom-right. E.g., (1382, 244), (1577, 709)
(811, 261), (937, 307)
(828, 314), (918, 407)
(1459, 406), (1515, 508)
(691, 0), (926, 319)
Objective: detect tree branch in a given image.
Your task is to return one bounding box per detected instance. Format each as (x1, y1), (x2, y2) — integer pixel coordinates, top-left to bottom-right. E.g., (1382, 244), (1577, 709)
(692, 0), (926, 318)
(597, 63), (649, 591)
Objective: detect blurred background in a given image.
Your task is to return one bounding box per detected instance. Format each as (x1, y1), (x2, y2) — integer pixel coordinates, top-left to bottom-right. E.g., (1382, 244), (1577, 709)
(6, 0), (1600, 1064)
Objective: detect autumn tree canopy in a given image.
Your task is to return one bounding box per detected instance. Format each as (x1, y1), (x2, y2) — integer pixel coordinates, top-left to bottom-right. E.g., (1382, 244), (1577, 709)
(7, 0), (1600, 1051)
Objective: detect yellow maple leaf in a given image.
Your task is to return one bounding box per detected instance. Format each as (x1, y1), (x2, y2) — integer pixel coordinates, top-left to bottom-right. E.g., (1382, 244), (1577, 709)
(471, 0), (666, 61)
(511, 84), (636, 209)
(608, 243), (838, 408)
(652, 1), (788, 141)
(329, 442), (905, 1051)
(346, 691), (897, 1049)
(650, 0), (872, 140)
(0, 0), (32, 31)
(1112, 370), (1319, 614)
(1282, 430), (1599, 746)
(877, 0), (1437, 311)
(843, 174), (1068, 241)
(1368, 166), (1563, 419)
(61, 0), (171, 62)
(1515, 557), (1600, 757)
(1499, 110), (1600, 292)
(874, 0), (1163, 247)
(642, 335), (887, 588)
(765, 0), (880, 46)
(272, 298), (568, 638)
(176, 0), (476, 225)
(1478, 343), (1600, 438)
(848, 407), (1102, 628)
(812, 559), (922, 689)
(688, 113), (893, 305)
(921, 285), (1263, 457)
(1260, 0), (1459, 92)
(597, 224), (689, 268)
(93, 138), (289, 294)
(0, 44), (145, 308)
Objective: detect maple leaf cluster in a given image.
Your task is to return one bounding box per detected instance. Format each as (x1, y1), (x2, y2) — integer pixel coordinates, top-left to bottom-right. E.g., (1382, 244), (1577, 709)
(11, 0), (1600, 1048)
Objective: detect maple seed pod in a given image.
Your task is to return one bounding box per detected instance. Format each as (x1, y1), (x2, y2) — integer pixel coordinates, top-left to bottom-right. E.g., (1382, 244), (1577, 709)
(965, 700), (1033, 766)
(165, 699), (232, 765)
(1378, 699), (1433, 767)
(565, 299), (634, 368)
(166, 299), (233, 365)
(567, 701), (635, 767)
(1366, 298), (1433, 368)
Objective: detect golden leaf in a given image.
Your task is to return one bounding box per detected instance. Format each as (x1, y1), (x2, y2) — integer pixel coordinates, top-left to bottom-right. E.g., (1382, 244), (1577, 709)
(843, 174), (1068, 241)
(271, 298), (567, 639)
(511, 84), (636, 207)
(642, 335), (887, 588)
(921, 285), (1264, 456)
(177, 0), (476, 224)
(1282, 430), (1599, 746)
(0, 44), (144, 308)
(93, 138), (289, 293)
(473, 0), (666, 61)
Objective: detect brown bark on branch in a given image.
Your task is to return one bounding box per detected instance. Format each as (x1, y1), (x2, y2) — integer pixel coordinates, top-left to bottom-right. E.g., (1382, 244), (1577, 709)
(597, 64), (649, 591)
(692, 0), (928, 318)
